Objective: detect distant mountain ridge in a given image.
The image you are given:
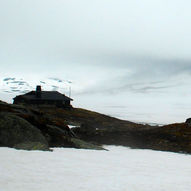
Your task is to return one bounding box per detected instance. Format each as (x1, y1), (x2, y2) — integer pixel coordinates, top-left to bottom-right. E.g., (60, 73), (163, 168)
(0, 77), (72, 96)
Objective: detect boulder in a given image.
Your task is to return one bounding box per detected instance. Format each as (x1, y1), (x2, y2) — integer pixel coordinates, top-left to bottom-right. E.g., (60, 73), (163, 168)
(46, 125), (72, 147)
(0, 112), (49, 150)
(70, 138), (107, 150)
(47, 125), (70, 137)
(185, 118), (191, 127)
(14, 141), (50, 151)
(45, 125), (105, 150)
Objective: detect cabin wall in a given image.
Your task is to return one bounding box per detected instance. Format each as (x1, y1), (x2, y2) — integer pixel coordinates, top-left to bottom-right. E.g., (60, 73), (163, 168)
(14, 97), (71, 108)
(13, 97), (28, 104)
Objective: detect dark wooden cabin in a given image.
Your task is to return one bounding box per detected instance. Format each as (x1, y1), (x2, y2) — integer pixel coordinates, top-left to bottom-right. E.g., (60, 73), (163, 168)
(13, 85), (73, 108)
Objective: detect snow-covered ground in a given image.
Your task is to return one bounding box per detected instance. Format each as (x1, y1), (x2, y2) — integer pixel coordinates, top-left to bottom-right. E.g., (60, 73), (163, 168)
(0, 146), (191, 191)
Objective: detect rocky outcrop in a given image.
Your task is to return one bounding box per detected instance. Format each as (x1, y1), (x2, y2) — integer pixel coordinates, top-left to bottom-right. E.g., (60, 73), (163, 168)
(70, 138), (106, 150)
(0, 102), (106, 151)
(0, 112), (48, 150)
(14, 142), (50, 151)
(45, 125), (105, 150)
(1, 100), (191, 153)
(185, 118), (191, 127)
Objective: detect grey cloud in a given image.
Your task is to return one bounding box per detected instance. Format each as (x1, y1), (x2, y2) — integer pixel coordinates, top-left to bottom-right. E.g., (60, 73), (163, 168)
(66, 51), (191, 89)
(1, 0), (191, 76)
(76, 79), (181, 95)
(93, 53), (191, 77)
(113, 82), (180, 94)
(128, 84), (179, 93)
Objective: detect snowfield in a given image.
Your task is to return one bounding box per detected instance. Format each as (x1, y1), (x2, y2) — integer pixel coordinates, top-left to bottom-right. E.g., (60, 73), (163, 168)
(0, 146), (191, 191)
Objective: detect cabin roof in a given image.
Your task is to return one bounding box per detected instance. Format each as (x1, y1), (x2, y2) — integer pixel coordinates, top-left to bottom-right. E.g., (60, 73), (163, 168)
(14, 91), (73, 101)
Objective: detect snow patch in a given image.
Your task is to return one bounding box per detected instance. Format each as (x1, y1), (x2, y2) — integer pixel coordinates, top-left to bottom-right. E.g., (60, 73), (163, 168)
(0, 146), (191, 191)
(68, 125), (80, 129)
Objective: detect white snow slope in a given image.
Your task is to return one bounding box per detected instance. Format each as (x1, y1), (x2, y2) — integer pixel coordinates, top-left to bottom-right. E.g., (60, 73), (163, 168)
(0, 146), (191, 191)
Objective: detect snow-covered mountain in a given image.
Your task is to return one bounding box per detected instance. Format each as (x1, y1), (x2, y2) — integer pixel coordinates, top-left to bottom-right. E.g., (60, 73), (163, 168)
(0, 77), (72, 96)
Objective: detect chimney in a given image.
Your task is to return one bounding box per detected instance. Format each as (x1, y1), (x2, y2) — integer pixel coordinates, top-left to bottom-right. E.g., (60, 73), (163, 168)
(36, 85), (41, 98)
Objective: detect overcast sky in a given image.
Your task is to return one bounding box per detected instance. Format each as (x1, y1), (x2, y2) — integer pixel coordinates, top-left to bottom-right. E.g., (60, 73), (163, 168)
(1, 0), (191, 124)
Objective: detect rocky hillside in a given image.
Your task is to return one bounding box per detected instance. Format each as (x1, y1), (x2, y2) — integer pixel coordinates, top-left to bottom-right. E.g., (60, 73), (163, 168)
(0, 101), (105, 151)
(38, 105), (191, 154)
(1, 100), (191, 154)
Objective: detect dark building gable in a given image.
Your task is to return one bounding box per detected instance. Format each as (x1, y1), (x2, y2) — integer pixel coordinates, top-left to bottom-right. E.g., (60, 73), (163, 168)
(13, 85), (73, 108)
